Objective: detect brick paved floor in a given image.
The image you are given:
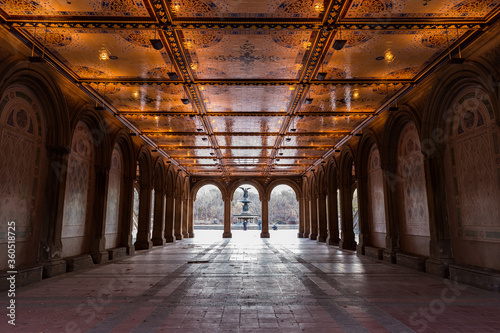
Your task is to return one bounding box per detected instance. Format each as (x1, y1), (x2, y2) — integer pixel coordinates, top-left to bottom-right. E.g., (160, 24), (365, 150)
(2, 230), (500, 332)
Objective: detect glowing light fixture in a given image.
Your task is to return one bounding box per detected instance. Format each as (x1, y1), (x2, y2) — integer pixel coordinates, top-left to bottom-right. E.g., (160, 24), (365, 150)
(313, 1), (324, 12)
(384, 50), (395, 63)
(98, 46), (110, 61)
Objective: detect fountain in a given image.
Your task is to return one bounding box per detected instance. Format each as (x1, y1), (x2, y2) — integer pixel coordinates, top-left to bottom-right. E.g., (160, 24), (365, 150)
(232, 187), (260, 230)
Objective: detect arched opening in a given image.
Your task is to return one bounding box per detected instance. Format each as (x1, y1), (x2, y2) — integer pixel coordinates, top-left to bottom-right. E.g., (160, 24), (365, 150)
(269, 185), (299, 241)
(352, 186), (359, 244)
(231, 185), (261, 231)
(132, 185), (139, 243)
(193, 184), (224, 235)
(150, 189), (155, 240)
(337, 188), (341, 240)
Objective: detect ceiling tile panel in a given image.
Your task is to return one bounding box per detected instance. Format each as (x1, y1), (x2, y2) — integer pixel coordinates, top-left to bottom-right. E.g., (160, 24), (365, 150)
(202, 85), (295, 112)
(294, 115), (370, 133)
(0, 0), (151, 17)
(323, 30), (468, 80)
(166, 148), (214, 158)
(280, 148), (325, 158)
(344, 0), (499, 20)
(168, 0), (326, 19)
(23, 28), (172, 79)
(127, 115), (198, 132)
(300, 85), (396, 112)
(275, 158), (314, 165)
(154, 135), (209, 147)
(90, 84), (192, 112)
(221, 149), (272, 158)
(217, 135), (277, 147)
(181, 30), (314, 80)
(282, 135), (340, 147)
(226, 158), (268, 165)
(209, 116), (284, 133)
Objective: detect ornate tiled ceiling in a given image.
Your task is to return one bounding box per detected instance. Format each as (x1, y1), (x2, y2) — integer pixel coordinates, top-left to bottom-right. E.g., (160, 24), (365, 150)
(1, 0), (499, 180)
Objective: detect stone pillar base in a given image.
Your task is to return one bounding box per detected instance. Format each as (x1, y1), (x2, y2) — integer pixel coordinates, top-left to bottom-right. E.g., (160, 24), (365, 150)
(309, 233), (317, 240)
(383, 249), (397, 264)
(126, 245), (135, 256)
(222, 232), (232, 238)
(317, 235), (327, 243)
(1, 265), (43, 291)
(188, 232), (195, 238)
(426, 258), (451, 278)
(134, 240), (153, 250)
(356, 244), (365, 255)
(165, 236), (176, 243)
(260, 232), (270, 238)
(175, 234), (184, 240)
(339, 239), (356, 251)
(182, 232), (189, 238)
(297, 232), (304, 238)
(91, 250), (109, 264)
(152, 238), (166, 246)
(42, 259), (67, 279)
(326, 237), (339, 246)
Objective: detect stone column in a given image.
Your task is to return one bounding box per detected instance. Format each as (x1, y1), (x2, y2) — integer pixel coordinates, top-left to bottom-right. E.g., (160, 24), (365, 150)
(326, 188), (340, 245)
(152, 189), (166, 246)
(261, 197), (270, 238)
(339, 183), (356, 250)
(39, 146), (70, 278)
(309, 194), (318, 240)
(182, 196), (189, 238)
(382, 165), (400, 263)
(317, 192), (328, 242)
(223, 197), (232, 238)
(424, 156), (453, 277)
(304, 196), (310, 238)
(164, 192), (175, 243)
(188, 198), (195, 238)
(174, 194), (183, 240)
(298, 196), (305, 238)
(121, 175), (135, 255)
(135, 183), (153, 250)
(356, 174), (370, 255)
(90, 165), (110, 263)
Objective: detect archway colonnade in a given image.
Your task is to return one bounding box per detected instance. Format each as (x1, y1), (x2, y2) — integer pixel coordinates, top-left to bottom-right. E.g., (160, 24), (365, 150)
(1, 31), (499, 293)
(299, 57), (500, 291)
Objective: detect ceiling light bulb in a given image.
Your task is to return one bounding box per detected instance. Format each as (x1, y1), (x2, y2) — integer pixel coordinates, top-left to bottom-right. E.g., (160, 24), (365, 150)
(98, 49), (109, 61)
(384, 50), (395, 62)
(353, 91), (359, 99)
(314, 1), (324, 11)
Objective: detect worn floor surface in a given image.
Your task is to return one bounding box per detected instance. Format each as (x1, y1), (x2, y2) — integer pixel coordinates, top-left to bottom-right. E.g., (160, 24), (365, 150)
(2, 230), (500, 333)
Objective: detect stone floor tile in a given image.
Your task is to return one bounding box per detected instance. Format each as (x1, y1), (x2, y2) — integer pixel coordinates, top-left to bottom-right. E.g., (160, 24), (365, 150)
(1, 230), (500, 333)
